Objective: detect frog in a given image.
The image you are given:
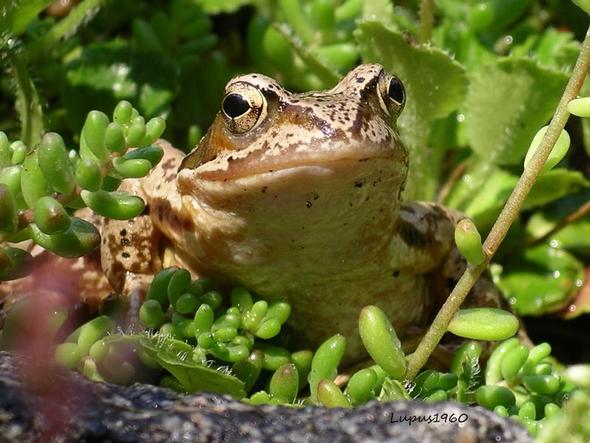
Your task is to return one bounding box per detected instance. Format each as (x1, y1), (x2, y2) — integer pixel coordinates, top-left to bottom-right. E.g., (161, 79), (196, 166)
(1, 64), (501, 362)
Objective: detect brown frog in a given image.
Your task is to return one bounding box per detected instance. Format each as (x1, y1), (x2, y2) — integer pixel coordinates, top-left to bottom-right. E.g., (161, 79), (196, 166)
(4, 64), (501, 361)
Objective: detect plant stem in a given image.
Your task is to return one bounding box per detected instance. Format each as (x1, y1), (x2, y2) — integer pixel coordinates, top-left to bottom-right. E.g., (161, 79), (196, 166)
(436, 159), (467, 204)
(27, 0), (105, 61)
(406, 25), (590, 380)
(528, 200), (590, 246)
(419, 0), (434, 44)
(5, 49), (44, 148)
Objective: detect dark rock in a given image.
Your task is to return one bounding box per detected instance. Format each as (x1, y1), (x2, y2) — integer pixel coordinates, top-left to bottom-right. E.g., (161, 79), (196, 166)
(0, 351), (532, 443)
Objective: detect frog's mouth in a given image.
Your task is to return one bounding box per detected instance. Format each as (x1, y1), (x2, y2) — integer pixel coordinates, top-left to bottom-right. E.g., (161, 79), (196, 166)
(178, 139), (407, 185)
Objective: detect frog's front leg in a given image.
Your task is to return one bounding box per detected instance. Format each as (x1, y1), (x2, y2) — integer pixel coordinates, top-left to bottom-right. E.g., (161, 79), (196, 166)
(99, 140), (197, 325)
(394, 202), (506, 367)
(100, 177), (162, 326)
(395, 201), (503, 310)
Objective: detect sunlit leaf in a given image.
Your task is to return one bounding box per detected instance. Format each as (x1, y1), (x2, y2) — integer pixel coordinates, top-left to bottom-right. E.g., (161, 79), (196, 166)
(356, 20), (467, 200)
(497, 244), (585, 316)
(464, 58), (568, 165)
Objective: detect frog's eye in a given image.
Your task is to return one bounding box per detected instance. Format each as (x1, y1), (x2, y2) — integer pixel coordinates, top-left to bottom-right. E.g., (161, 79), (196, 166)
(377, 73), (405, 117)
(387, 77), (405, 106)
(221, 83), (267, 134)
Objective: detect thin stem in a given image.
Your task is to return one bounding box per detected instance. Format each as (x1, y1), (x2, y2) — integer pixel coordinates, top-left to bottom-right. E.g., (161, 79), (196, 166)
(436, 159), (467, 204)
(419, 0), (434, 44)
(528, 200), (590, 246)
(406, 25), (590, 380)
(27, 0), (105, 61)
(5, 49), (44, 148)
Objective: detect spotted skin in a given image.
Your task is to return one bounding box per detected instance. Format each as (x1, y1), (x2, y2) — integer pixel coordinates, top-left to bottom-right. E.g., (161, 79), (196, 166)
(1, 64), (503, 363)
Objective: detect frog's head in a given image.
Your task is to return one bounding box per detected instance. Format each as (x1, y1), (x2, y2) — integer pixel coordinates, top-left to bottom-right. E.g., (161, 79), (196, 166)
(179, 64), (407, 185)
(177, 64), (408, 262)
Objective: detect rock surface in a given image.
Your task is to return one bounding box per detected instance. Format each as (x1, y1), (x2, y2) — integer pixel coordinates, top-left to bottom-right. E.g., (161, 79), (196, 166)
(0, 351), (532, 442)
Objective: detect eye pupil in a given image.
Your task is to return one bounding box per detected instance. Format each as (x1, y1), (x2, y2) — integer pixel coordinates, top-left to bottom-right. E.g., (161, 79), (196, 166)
(222, 93), (251, 118)
(388, 77), (405, 104)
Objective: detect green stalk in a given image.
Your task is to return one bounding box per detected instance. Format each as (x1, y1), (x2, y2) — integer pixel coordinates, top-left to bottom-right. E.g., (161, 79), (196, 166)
(5, 50), (44, 148)
(27, 0), (105, 60)
(278, 0), (315, 44)
(418, 0), (434, 44)
(406, 25), (590, 380)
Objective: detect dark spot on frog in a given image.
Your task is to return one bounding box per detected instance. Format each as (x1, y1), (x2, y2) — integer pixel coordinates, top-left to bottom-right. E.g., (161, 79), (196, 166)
(305, 201), (312, 208)
(152, 198), (194, 231)
(392, 270), (400, 278)
(161, 158), (176, 171)
(261, 186), (268, 194)
(396, 219), (430, 248)
(354, 180), (364, 188)
(122, 252), (130, 259)
(120, 229), (127, 237)
(121, 238), (130, 247)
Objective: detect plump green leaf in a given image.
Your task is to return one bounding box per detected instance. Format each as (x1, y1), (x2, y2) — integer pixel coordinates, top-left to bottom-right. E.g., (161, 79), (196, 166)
(21, 151), (51, 209)
(356, 21), (467, 200)
(0, 247), (32, 281)
(497, 244), (585, 315)
(81, 190), (145, 220)
(0, 184), (18, 234)
(448, 308), (519, 341)
(34, 196), (71, 234)
(194, 0), (254, 14)
(38, 133), (76, 196)
(464, 58), (568, 165)
(29, 217), (100, 258)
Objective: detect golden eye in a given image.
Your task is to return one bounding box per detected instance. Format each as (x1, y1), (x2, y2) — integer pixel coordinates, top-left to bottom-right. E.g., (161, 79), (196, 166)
(221, 83), (267, 134)
(377, 73), (405, 118)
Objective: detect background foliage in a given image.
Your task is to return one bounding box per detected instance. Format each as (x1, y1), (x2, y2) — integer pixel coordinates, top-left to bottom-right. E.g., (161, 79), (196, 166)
(1, 0), (590, 439)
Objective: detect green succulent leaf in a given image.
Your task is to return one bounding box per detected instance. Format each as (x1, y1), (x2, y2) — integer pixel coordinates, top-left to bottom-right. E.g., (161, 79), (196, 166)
(0, 247), (32, 281)
(194, 0), (254, 14)
(29, 217), (100, 258)
(81, 190), (145, 220)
